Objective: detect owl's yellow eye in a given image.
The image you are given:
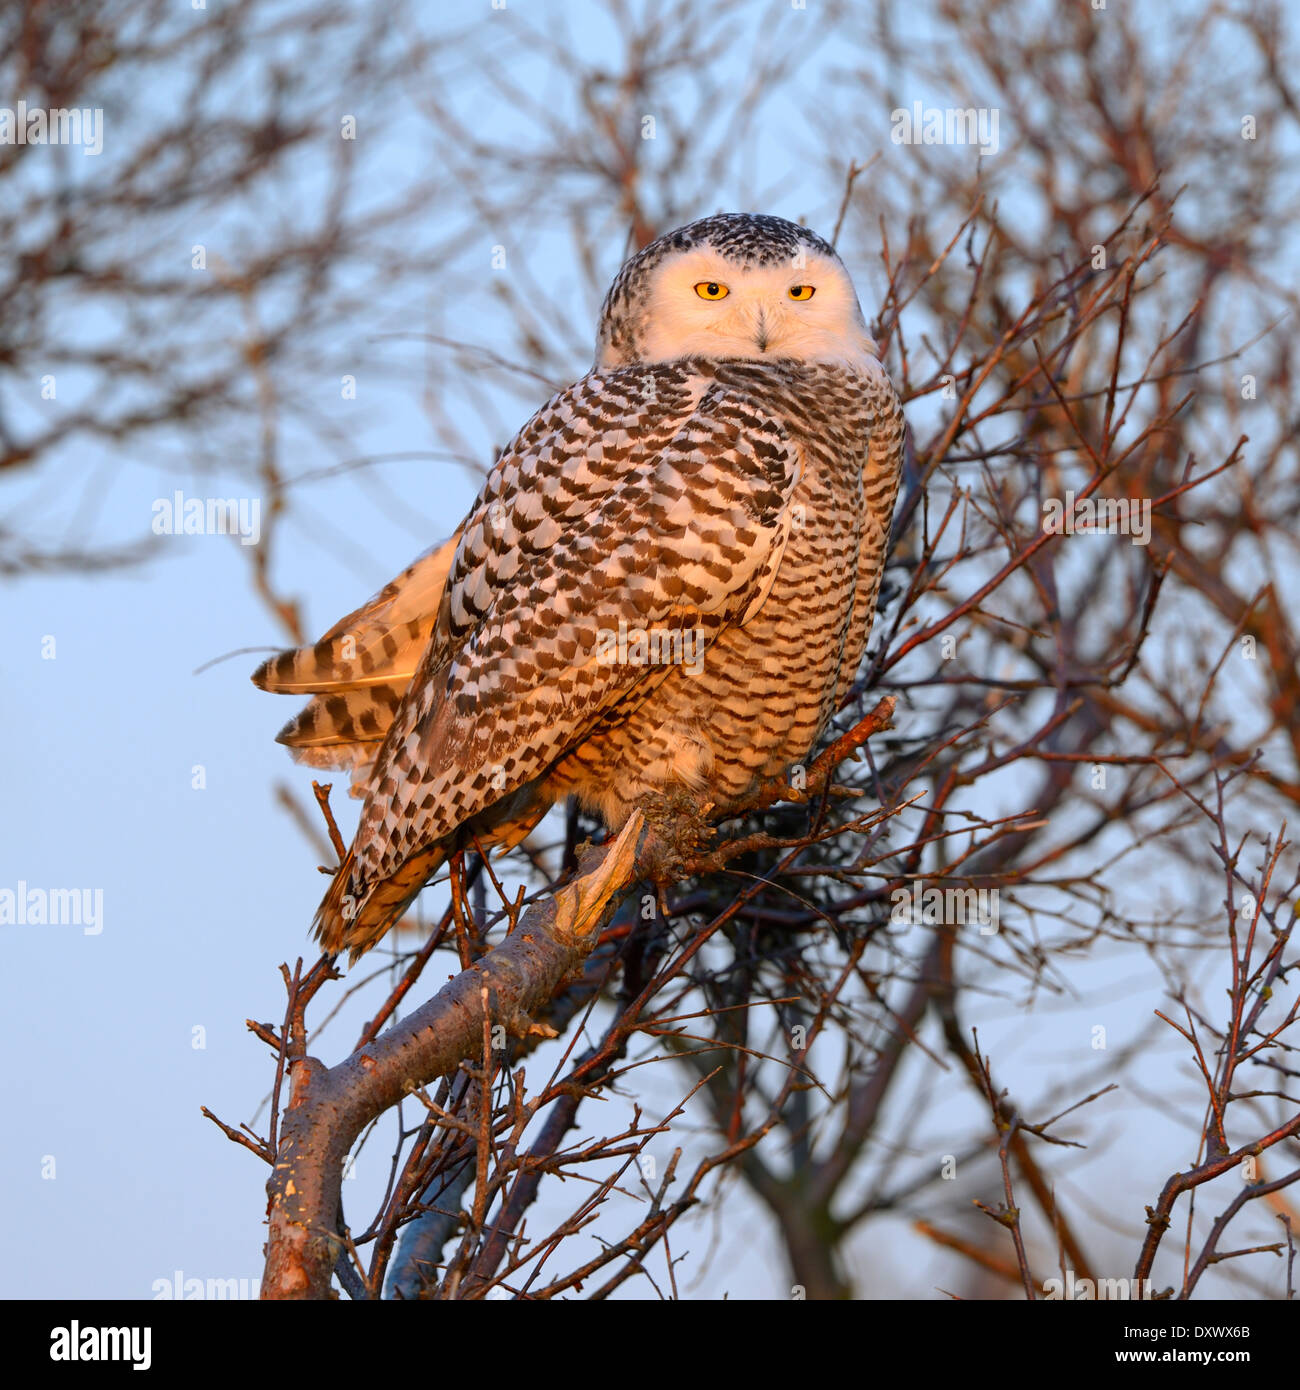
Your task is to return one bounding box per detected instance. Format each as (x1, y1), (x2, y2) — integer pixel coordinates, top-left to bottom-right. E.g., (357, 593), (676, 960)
(788, 285), (815, 301)
(694, 281), (729, 300)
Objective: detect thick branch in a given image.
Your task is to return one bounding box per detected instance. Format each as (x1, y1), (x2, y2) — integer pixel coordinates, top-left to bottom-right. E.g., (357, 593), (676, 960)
(260, 813), (643, 1300)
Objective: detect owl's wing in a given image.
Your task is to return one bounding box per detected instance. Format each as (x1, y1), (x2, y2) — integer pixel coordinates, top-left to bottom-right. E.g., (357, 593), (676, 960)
(838, 359), (906, 703)
(251, 535), (461, 792)
(321, 364), (803, 953)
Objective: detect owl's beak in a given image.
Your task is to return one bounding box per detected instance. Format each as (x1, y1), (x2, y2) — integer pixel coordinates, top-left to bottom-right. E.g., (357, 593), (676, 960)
(754, 307), (769, 353)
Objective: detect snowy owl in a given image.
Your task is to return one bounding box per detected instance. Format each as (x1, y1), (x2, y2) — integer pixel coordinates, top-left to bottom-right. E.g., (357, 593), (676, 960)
(254, 212), (904, 961)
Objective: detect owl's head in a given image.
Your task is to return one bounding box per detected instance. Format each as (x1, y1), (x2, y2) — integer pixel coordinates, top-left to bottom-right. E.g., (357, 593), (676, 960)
(595, 213), (879, 372)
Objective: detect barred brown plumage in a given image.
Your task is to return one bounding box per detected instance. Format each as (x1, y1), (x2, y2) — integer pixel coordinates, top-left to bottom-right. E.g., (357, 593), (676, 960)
(253, 212), (905, 962)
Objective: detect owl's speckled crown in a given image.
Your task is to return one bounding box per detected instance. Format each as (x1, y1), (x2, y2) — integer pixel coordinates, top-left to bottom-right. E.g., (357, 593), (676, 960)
(640, 212), (837, 267)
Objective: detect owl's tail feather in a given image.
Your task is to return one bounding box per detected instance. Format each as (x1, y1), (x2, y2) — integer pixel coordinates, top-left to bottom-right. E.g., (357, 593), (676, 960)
(269, 683), (407, 796)
(252, 534), (458, 695)
(312, 784), (558, 964)
(314, 842), (449, 965)
(252, 534), (460, 795)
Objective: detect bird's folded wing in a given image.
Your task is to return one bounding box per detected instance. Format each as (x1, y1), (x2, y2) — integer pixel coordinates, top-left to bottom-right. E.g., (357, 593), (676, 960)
(252, 533), (461, 696)
(346, 366), (805, 889)
(250, 534), (461, 785)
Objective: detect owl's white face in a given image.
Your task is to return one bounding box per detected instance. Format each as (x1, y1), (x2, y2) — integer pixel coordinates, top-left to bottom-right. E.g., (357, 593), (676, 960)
(627, 246), (879, 371)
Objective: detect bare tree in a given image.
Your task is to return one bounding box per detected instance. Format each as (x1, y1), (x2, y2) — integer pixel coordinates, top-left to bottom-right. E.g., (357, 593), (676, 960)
(7, 0), (1296, 1299)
